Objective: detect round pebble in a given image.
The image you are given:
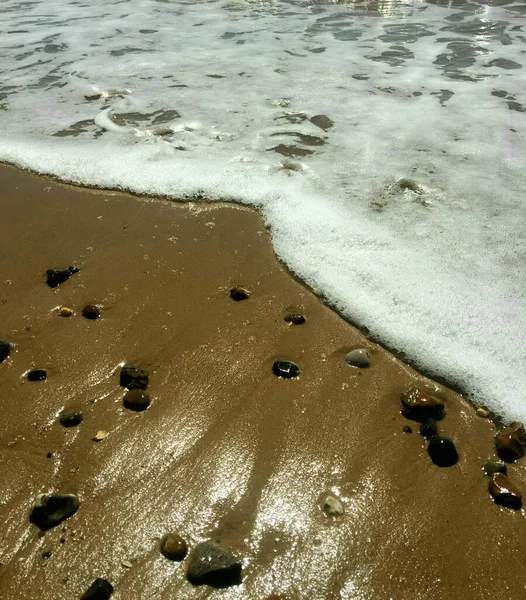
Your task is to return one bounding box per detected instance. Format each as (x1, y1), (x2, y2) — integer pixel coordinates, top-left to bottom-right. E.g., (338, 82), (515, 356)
(284, 313), (305, 325)
(229, 286), (250, 301)
(82, 304), (100, 319)
(345, 349), (370, 368)
(58, 306), (73, 317)
(427, 436), (458, 467)
(160, 533), (188, 561)
(272, 360), (299, 379)
(59, 410), (83, 427)
(27, 369), (47, 381)
(123, 389), (151, 411)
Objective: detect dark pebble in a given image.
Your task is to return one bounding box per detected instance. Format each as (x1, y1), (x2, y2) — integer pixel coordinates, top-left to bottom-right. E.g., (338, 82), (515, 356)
(46, 266), (80, 288)
(229, 286), (250, 301)
(489, 473), (522, 509)
(400, 388), (445, 422)
(427, 436), (458, 467)
(402, 426), (413, 434)
(419, 418), (438, 440)
(272, 360), (299, 379)
(59, 411), (83, 427)
(284, 313), (305, 325)
(160, 533), (188, 561)
(187, 542), (242, 588)
(120, 364), (149, 390)
(123, 389), (151, 412)
(27, 369), (47, 382)
(82, 304), (100, 320)
(345, 349), (370, 368)
(42, 551), (52, 559)
(495, 422), (526, 463)
(0, 339), (10, 363)
(30, 493), (79, 531)
(483, 461), (507, 477)
(80, 578), (114, 600)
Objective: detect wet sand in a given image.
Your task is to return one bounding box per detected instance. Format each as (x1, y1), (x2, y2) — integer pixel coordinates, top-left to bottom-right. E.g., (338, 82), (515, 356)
(0, 163), (525, 599)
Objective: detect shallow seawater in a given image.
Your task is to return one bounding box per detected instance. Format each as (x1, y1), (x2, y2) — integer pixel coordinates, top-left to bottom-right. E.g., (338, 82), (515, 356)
(0, 0), (525, 420)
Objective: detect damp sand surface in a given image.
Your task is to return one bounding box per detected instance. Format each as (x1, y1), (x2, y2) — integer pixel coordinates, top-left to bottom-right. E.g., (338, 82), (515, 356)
(0, 164), (526, 599)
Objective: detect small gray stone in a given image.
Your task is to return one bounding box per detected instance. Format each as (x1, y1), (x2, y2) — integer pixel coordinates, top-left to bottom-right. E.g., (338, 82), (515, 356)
(187, 542), (242, 588)
(345, 349), (370, 368)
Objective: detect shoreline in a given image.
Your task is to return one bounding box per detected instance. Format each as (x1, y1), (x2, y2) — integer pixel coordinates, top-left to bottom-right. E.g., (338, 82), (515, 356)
(1, 163), (526, 599)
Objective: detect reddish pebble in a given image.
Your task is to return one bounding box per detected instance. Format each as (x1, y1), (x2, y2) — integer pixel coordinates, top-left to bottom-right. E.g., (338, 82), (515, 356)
(489, 473), (523, 509)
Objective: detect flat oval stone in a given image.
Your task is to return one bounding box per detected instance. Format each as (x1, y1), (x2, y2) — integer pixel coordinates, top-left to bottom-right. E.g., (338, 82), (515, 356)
(272, 360), (299, 379)
(187, 542), (242, 588)
(59, 410), (83, 427)
(284, 313), (305, 325)
(160, 533), (188, 561)
(82, 304), (100, 319)
(427, 436), (458, 467)
(46, 266), (80, 288)
(0, 339), (11, 363)
(80, 578), (114, 600)
(495, 422), (526, 463)
(27, 369), (47, 381)
(345, 349), (370, 368)
(229, 286), (250, 301)
(489, 473), (522, 509)
(483, 461), (507, 477)
(400, 388), (445, 423)
(30, 493), (79, 531)
(120, 364), (149, 390)
(58, 306), (73, 317)
(419, 418), (438, 440)
(123, 389), (151, 411)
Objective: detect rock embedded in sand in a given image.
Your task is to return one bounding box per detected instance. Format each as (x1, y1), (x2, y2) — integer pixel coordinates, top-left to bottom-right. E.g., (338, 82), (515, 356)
(46, 266), (80, 288)
(419, 418), (438, 440)
(59, 410), (83, 427)
(489, 473), (523, 509)
(272, 360), (300, 379)
(27, 369), (46, 381)
(123, 389), (151, 411)
(345, 349), (370, 368)
(187, 542), (242, 587)
(229, 286), (250, 301)
(30, 493), (79, 531)
(0, 339), (11, 363)
(483, 461), (507, 477)
(80, 578), (114, 600)
(160, 533), (188, 561)
(82, 304), (100, 320)
(400, 388), (445, 423)
(284, 313), (305, 325)
(323, 494), (344, 517)
(92, 430), (107, 442)
(120, 364), (149, 390)
(495, 422), (526, 463)
(427, 436), (458, 467)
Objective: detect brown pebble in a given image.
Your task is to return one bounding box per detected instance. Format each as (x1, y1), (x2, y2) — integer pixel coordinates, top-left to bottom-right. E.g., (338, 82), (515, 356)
(82, 304), (100, 319)
(489, 473), (523, 509)
(229, 286), (250, 301)
(400, 388), (445, 423)
(123, 389), (151, 412)
(495, 422), (526, 463)
(58, 306), (73, 317)
(284, 313), (305, 325)
(160, 533), (188, 561)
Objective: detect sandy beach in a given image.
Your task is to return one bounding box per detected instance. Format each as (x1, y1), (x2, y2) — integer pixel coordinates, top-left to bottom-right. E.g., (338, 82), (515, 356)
(1, 163), (526, 599)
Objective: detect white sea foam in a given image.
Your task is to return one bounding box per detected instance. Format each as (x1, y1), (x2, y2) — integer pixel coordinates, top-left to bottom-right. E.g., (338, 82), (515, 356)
(0, 0), (525, 421)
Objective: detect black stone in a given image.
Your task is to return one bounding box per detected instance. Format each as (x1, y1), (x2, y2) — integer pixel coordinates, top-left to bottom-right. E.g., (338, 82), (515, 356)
(187, 542), (242, 588)
(123, 389), (151, 411)
(0, 339), (10, 363)
(30, 493), (79, 531)
(419, 418), (438, 440)
(483, 461), (507, 477)
(272, 360), (299, 379)
(119, 365), (149, 390)
(80, 578), (114, 600)
(284, 313), (306, 325)
(27, 369), (47, 381)
(46, 266), (80, 288)
(427, 437), (458, 467)
(42, 551), (52, 559)
(229, 286), (250, 301)
(82, 304), (100, 320)
(59, 411), (83, 427)
(402, 426), (413, 434)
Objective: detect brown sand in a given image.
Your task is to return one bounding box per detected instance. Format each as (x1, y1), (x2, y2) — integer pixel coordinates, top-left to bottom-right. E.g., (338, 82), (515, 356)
(0, 163), (525, 599)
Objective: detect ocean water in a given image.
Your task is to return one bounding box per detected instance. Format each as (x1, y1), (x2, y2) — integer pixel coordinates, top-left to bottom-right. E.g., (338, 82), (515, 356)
(0, 0), (524, 421)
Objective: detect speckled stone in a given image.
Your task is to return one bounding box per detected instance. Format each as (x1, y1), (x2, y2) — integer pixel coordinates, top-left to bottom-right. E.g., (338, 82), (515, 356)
(59, 410), (83, 427)
(30, 493), (79, 531)
(229, 286), (250, 301)
(495, 422), (526, 463)
(46, 266), (80, 288)
(82, 304), (100, 319)
(483, 461), (507, 477)
(123, 389), (151, 411)
(489, 473), (522, 509)
(345, 349), (370, 368)
(272, 360), (300, 379)
(120, 364), (149, 390)
(427, 437), (458, 467)
(0, 339), (11, 363)
(80, 578), (114, 599)
(160, 533), (188, 561)
(187, 542), (242, 588)
(27, 369), (47, 381)
(400, 388), (445, 423)
(284, 313), (305, 325)
(322, 495), (344, 517)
